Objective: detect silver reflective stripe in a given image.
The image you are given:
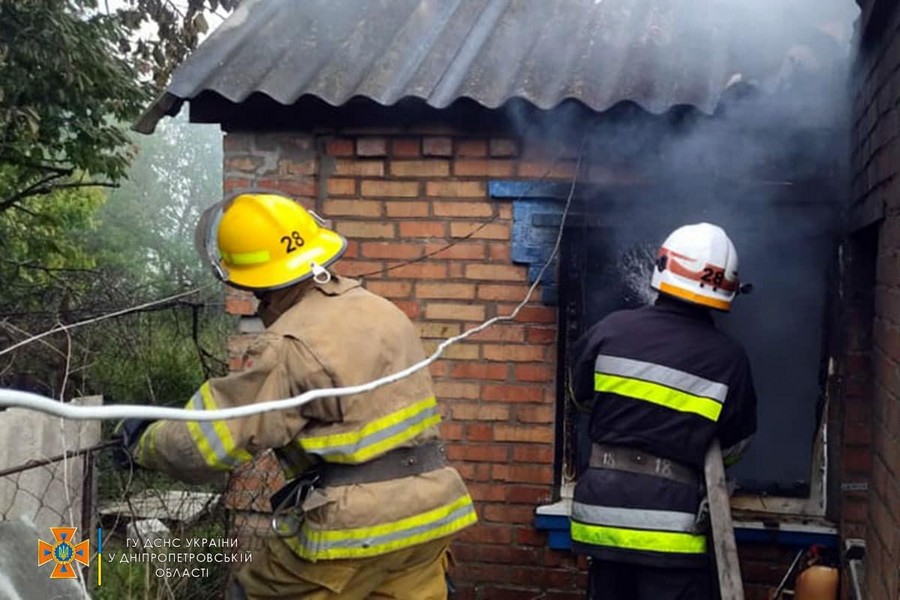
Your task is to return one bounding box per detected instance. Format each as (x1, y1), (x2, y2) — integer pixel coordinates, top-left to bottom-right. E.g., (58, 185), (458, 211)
(595, 355), (728, 403)
(299, 502), (476, 552)
(308, 404), (439, 459)
(189, 393), (241, 467)
(571, 501), (697, 533)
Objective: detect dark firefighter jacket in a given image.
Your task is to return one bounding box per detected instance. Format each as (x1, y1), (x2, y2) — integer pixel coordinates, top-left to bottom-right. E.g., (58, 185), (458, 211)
(134, 275), (476, 561)
(569, 296), (757, 568)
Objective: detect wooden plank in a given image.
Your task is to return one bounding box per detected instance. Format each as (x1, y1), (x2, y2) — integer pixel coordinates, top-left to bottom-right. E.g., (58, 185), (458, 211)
(704, 439), (744, 600)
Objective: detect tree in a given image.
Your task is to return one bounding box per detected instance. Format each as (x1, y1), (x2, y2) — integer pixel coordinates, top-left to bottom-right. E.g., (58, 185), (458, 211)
(0, 0), (234, 214)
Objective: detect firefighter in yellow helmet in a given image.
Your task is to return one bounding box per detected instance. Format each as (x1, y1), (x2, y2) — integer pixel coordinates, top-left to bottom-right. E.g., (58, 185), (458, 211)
(120, 192), (476, 599)
(569, 223), (758, 600)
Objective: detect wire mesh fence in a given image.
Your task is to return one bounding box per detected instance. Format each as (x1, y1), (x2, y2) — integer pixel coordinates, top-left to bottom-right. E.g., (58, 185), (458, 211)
(0, 426), (241, 599)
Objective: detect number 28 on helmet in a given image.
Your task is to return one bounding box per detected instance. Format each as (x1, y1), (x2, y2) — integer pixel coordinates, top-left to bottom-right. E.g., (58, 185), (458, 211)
(194, 192), (347, 291)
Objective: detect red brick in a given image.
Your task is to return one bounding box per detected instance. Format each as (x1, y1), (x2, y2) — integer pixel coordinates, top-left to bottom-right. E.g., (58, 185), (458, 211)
(425, 303), (486, 321)
(423, 136), (453, 156)
(391, 138), (420, 157)
(478, 284), (531, 301)
(224, 177), (252, 193)
(424, 242), (486, 260)
(277, 157), (317, 176)
(520, 159), (580, 180)
(398, 221), (447, 238)
(360, 241), (423, 260)
(466, 483), (508, 502)
(451, 403), (511, 421)
(440, 421), (464, 440)
(446, 443), (508, 462)
(465, 326), (527, 344)
(483, 504), (535, 524)
(456, 139), (488, 157)
(432, 201), (495, 218)
(450, 363), (509, 380)
(451, 222), (510, 240)
(493, 425), (553, 443)
(458, 525), (513, 544)
(515, 527), (547, 546)
(465, 423), (494, 442)
(488, 242), (512, 261)
(392, 300), (420, 319)
(513, 445), (555, 464)
(336, 260), (383, 278)
(390, 160), (450, 177)
(364, 280), (412, 298)
(507, 485), (553, 504)
(223, 133), (251, 152)
(417, 322), (462, 338)
(385, 201), (429, 217)
(342, 240), (359, 258)
(490, 138), (519, 157)
(508, 305), (557, 324)
(515, 364), (555, 382)
(326, 138), (354, 156)
(387, 262), (448, 279)
(455, 462), (492, 481)
(326, 178), (356, 196)
(527, 327), (557, 344)
(258, 178), (316, 197)
(466, 264), (525, 282)
(844, 447), (874, 474)
(454, 159), (515, 177)
(435, 381), (481, 400)
(357, 137), (387, 156)
(416, 282), (476, 300)
(334, 160), (385, 177)
(335, 221), (395, 238)
(361, 180), (419, 197)
(323, 199), (382, 217)
(482, 384), (544, 402)
(517, 405), (555, 424)
(426, 181), (487, 197)
(483, 344), (546, 362)
(225, 156), (263, 172)
(225, 295), (256, 316)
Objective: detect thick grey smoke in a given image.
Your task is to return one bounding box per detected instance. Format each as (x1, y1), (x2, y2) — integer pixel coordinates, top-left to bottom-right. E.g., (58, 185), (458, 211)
(506, 0), (859, 494)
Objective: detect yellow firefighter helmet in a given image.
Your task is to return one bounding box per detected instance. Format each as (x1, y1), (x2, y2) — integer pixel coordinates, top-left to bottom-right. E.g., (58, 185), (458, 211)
(194, 192), (347, 291)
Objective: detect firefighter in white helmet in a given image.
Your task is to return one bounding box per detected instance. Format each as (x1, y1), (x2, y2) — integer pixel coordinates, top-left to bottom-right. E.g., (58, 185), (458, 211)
(119, 192), (476, 599)
(569, 223), (758, 600)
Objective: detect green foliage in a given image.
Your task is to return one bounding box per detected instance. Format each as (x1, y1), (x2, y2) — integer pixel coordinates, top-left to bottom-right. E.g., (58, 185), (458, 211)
(0, 1), (148, 210)
(0, 0), (234, 213)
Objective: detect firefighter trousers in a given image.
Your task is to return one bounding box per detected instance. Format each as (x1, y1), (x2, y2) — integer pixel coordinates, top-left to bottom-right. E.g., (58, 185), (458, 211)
(587, 558), (712, 600)
(229, 536), (452, 599)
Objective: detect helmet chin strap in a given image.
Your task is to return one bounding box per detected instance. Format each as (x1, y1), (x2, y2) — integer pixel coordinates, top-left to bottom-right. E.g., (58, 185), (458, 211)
(310, 263), (332, 285)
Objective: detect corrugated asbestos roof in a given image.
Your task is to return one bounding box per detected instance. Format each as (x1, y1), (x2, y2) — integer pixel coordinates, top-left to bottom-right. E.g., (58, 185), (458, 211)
(136, 0), (813, 132)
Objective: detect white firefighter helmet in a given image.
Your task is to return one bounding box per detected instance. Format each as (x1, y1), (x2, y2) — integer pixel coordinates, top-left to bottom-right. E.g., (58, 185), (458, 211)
(650, 223), (739, 311)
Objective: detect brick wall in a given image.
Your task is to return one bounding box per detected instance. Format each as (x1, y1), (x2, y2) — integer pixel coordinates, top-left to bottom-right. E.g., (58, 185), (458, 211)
(852, 1), (900, 598)
(222, 128), (587, 598)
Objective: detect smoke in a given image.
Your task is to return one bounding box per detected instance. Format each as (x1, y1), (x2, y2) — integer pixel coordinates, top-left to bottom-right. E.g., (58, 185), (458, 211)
(501, 0), (859, 494)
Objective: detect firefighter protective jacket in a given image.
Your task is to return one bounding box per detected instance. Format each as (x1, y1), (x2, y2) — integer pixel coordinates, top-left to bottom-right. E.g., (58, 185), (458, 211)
(134, 275), (476, 561)
(569, 297), (757, 568)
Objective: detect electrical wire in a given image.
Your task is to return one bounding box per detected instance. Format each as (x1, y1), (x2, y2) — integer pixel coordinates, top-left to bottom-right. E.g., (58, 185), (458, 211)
(0, 151), (583, 422)
(0, 285), (212, 358)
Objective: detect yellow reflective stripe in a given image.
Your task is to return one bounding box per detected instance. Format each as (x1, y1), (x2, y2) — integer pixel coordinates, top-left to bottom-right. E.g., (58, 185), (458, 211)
(134, 421), (163, 466)
(571, 521), (707, 554)
(299, 397), (440, 463)
(198, 383), (254, 464)
(223, 250), (271, 266)
(185, 383), (253, 469)
(288, 494), (477, 560)
(594, 373), (722, 421)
